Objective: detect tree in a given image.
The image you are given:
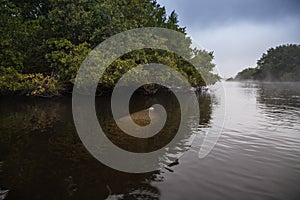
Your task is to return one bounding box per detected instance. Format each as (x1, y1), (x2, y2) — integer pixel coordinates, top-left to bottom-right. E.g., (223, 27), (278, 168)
(234, 68), (257, 81)
(235, 44), (300, 82)
(256, 44), (300, 81)
(0, 0), (220, 96)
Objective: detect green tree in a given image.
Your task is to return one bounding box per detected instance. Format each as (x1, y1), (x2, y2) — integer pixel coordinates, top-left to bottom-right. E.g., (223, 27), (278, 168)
(0, 0), (220, 96)
(256, 44), (300, 81)
(235, 67), (257, 81)
(235, 44), (300, 82)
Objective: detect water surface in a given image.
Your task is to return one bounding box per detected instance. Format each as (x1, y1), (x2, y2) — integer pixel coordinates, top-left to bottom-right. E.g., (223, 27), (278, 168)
(0, 82), (300, 199)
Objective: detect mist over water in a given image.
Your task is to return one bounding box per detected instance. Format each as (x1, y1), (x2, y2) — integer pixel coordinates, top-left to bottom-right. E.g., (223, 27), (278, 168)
(0, 82), (300, 199)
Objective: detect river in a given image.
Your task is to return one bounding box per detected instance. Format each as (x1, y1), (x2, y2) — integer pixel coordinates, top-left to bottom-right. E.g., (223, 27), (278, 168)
(0, 82), (300, 199)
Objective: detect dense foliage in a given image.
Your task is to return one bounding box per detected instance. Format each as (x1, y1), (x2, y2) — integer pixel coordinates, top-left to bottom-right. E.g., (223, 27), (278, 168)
(0, 0), (220, 96)
(235, 44), (300, 81)
(234, 67), (257, 81)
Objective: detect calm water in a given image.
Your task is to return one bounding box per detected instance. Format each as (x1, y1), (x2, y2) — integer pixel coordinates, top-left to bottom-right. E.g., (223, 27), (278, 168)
(0, 82), (300, 199)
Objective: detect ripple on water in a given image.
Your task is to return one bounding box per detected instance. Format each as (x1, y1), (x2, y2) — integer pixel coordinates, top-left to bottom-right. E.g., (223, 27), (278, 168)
(0, 189), (9, 200)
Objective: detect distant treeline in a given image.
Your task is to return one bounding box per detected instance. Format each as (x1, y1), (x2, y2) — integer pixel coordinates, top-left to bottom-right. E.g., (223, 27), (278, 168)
(0, 0), (220, 97)
(233, 44), (300, 82)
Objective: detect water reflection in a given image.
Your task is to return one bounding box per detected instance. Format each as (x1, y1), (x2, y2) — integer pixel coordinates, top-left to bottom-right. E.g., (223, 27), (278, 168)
(0, 92), (212, 199)
(257, 82), (300, 109)
(256, 83), (300, 127)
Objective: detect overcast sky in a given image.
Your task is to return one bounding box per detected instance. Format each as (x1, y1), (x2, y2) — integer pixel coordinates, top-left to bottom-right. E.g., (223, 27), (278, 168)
(157, 0), (300, 78)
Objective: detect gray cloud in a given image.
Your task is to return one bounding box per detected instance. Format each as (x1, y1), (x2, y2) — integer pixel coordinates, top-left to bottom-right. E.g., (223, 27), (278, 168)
(159, 0), (300, 29)
(157, 0), (300, 77)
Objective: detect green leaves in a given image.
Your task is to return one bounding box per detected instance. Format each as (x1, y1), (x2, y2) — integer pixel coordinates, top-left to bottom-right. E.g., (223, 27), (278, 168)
(45, 38), (91, 83)
(236, 44), (300, 81)
(235, 67), (257, 81)
(0, 66), (63, 96)
(0, 0), (220, 96)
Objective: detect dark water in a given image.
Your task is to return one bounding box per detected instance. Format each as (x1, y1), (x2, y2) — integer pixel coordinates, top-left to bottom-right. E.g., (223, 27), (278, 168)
(0, 82), (300, 199)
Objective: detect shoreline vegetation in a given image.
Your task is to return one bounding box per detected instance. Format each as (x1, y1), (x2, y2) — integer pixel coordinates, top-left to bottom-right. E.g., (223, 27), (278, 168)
(0, 0), (220, 97)
(228, 44), (300, 82)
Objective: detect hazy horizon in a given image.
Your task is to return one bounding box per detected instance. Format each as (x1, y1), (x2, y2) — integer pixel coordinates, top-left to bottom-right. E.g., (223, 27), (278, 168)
(157, 0), (300, 78)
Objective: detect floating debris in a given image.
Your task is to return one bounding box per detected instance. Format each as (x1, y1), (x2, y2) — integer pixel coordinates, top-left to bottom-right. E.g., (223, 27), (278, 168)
(167, 159), (179, 167)
(163, 158), (180, 172)
(164, 167), (174, 173)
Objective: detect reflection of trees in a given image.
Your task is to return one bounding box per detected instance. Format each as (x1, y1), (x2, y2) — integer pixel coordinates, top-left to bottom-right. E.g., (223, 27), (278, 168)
(256, 83), (300, 124)
(0, 93), (212, 199)
(98, 90), (212, 153)
(197, 92), (213, 126)
(257, 83), (300, 110)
